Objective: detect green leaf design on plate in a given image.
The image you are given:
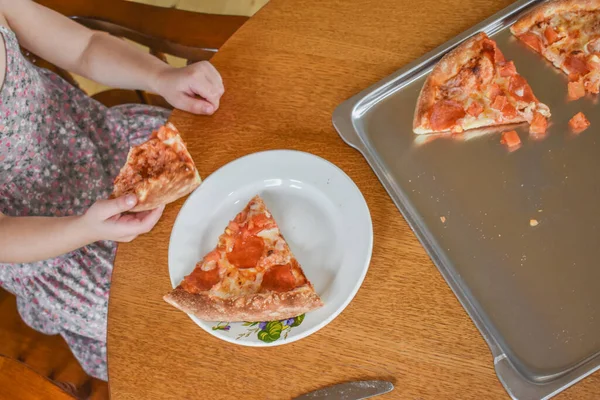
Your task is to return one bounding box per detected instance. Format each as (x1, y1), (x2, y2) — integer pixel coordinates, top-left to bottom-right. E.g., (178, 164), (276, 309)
(242, 322), (258, 327)
(257, 321), (283, 343)
(290, 314), (305, 327)
(212, 322), (231, 331)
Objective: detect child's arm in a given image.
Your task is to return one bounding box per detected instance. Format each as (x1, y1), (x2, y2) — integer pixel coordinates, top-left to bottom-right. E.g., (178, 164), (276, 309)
(0, 195), (163, 264)
(0, 0), (224, 115)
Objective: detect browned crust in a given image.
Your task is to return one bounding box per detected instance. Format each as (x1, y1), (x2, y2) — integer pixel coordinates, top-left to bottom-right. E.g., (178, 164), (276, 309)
(163, 285), (323, 322)
(413, 32), (489, 133)
(511, 0), (600, 36)
(121, 169), (201, 212)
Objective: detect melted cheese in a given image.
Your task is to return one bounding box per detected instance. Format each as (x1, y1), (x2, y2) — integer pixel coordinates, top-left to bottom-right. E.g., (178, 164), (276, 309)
(206, 198), (296, 299)
(202, 260), (217, 271)
(257, 227), (280, 242)
(531, 10), (600, 93)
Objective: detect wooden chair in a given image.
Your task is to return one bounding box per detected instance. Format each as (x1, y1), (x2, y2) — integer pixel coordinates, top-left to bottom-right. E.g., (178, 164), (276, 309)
(25, 0), (249, 107)
(0, 288), (110, 399)
(0, 354), (76, 400)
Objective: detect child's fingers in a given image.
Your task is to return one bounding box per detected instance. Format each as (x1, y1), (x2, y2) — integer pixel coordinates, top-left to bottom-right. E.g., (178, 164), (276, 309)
(202, 68), (224, 95)
(201, 61), (223, 85)
(176, 93), (215, 115)
(188, 61), (224, 104)
(189, 79), (222, 108)
(140, 205), (165, 228)
(117, 205), (165, 238)
(187, 81), (221, 111)
(131, 210), (153, 220)
(94, 195), (137, 220)
(117, 234), (138, 243)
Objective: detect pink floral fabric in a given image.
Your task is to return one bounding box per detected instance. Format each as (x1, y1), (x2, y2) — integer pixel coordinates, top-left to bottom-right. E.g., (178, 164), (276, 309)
(0, 25), (169, 380)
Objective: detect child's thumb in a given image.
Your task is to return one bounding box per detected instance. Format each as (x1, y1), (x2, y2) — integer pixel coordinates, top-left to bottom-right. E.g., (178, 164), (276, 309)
(95, 195), (138, 219)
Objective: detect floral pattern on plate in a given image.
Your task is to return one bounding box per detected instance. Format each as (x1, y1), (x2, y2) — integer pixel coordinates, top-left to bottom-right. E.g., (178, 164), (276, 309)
(212, 314), (305, 343)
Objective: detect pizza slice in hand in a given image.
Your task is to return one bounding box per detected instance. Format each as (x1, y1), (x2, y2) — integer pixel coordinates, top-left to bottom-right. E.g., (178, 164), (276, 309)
(511, 0), (600, 98)
(112, 123), (201, 212)
(164, 196), (323, 322)
(413, 32), (551, 134)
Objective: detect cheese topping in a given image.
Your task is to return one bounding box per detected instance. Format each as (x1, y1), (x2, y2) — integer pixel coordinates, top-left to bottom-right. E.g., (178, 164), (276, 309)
(524, 10), (600, 93)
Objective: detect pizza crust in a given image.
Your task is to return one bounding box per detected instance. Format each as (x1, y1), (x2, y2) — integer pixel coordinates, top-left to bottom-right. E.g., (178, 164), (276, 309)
(414, 32), (489, 134)
(113, 156), (201, 212)
(511, 0), (600, 36)
(163, 285), (323, 322)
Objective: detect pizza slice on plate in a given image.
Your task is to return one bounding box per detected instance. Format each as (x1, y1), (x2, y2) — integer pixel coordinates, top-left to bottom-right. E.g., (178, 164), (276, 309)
(511, 0), (600, 99)
(413, 32), (551, 134)
(164, 195), (323, 322)
(112, 123), (201, 212)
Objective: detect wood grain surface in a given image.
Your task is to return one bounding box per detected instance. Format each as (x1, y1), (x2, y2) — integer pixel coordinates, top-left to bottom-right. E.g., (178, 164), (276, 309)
(0, 355), (75, 400)
(107, 0), (600, 398)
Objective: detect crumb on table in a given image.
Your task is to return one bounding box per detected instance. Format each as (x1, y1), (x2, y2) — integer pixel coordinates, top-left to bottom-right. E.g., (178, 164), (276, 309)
(530, 219), (539, 227)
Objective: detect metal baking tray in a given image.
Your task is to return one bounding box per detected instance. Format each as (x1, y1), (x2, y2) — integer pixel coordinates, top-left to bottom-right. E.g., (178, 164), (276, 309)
(333, 1), (600, 398)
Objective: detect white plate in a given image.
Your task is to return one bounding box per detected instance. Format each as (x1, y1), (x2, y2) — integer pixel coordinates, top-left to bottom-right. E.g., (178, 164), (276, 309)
(168, 150), (372, 346)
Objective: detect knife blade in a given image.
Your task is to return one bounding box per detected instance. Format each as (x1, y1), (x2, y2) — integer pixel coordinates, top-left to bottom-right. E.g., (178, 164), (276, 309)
(293, 380), (394, 400)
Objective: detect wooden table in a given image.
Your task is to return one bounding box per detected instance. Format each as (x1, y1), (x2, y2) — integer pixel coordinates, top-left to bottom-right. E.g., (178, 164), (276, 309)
(107, 1), (600, 398)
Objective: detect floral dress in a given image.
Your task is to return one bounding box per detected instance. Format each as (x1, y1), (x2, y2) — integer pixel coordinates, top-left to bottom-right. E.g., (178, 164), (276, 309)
(0, 25), (169, 380)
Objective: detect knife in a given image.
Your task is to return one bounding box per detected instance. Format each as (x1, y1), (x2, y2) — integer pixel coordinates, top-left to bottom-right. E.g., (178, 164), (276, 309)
(293, 380), (394, 400)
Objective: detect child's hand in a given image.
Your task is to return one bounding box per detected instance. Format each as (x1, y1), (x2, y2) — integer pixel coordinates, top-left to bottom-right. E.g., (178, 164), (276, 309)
(81, 195), (165, 243)
(154, 61), (224, 115)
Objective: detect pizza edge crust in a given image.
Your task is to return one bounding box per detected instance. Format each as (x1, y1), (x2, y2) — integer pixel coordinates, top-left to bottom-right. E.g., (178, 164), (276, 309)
(128, 169), (201, 212)
(112, 167), (201, 212)
(510, 0), (600, 36)
(413, 32), (489, 134)
(163, 285), (323, 322)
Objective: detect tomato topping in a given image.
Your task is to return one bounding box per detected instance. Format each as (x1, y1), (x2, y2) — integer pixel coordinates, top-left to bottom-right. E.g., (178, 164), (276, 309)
(502, 102), (518, 119)
(498, 61), (517, 77)
(509, 75), (536, 102)
(587, 55), (600, 70)
(429, 100), (466, 131)
(466, 102), (483, 117)
(203, 249), (221, 263)
(261, 263), (300, 292)
(519, 33), (543, 53)
(568, 80), (586, 101)
(565, 54), (591, 77)
(486, 83), (503, 100)
(182, 262), (220, 293)
(234, 208), (249, 224)
(569, 112), (591, 133)
(482, 39), (499, 62)
(227, 234), (265, 268)
(501, 130), (521, 148)
(529, 112), (548, 135)
(544, 26), (560, 45)
(227, 221), (240, 233)
(494, 46), (506, 64)
(247, 213), (275, 234)
(568, 72), (581, 82)
(491, 95), (507, 110)
(585, 73), (600, 94)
